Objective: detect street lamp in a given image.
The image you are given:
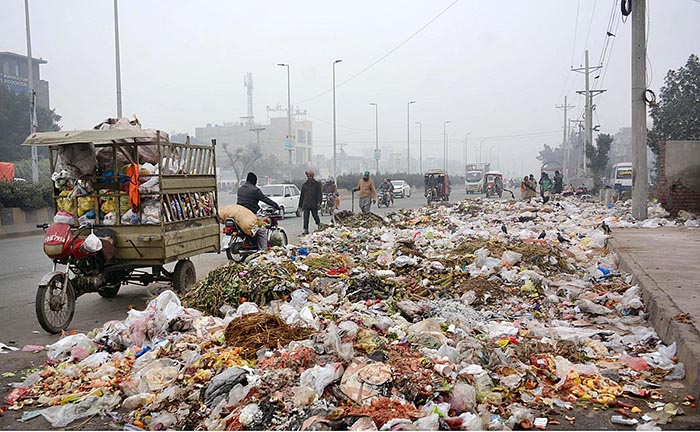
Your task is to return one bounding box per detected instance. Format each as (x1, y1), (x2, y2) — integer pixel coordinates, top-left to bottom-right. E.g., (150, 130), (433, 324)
(332, 59), (342, 181)
(416, 121), (423, 174)
(479, 140), (484, 165)
(370, 103), (379, 174)
(407, 101), (416, 173)
(277, 63), (292, 170)
(24, 0), (38, 182)
(443, 121), (451, 171)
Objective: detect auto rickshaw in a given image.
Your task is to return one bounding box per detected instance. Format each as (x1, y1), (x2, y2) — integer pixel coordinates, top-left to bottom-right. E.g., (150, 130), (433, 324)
(424, 170), (450, 204)
(484, 171), (504, 198)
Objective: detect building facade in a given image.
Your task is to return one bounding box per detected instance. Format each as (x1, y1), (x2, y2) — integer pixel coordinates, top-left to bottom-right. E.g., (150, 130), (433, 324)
(195, 116), (313, 166)
(0, 51), (50, 109)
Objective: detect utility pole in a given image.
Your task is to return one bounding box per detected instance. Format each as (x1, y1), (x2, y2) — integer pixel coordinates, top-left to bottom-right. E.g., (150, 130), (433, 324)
(416, 121), (423, 174)
(443, 121), (450, 171)
(24, 0), (38, 182)
(569, 119), (585, 174)
(370, 103), (379, 174)
(113, 0), (123, 118)
(407, 101), (415, 173)
(277, 64), (292, 171)
(556, 96), (575, 182)
(250, 126), (265, 146)
(464, 132), (471, 174)
(332, 60), (342, 181)
(573, 50), (605, 175)
(631, 0), (648, 219)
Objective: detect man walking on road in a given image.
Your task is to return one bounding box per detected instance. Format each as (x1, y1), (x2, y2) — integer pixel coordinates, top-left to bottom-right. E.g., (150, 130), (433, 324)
(299, 169), (322, 235)
(353, 171), (376, 214)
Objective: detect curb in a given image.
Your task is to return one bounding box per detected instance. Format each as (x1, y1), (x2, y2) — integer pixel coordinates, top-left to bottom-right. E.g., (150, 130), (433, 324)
(609, 237), (700, 396)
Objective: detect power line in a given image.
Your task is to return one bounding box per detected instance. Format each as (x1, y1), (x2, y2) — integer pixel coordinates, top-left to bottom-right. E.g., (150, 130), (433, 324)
(297, 0), (460, 104)
(583, 0), (599, 52)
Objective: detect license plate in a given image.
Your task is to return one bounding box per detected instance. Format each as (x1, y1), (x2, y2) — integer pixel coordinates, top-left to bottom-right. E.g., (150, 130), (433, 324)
(222, 235), (231, 250)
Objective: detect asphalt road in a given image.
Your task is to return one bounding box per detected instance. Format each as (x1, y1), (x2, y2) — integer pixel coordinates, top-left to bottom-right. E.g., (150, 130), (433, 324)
(0, 187), (471, 349)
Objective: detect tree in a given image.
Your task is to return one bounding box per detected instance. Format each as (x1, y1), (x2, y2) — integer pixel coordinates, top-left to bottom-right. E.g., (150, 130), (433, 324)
(536, 144), (563, 163)
(648, 54), (700, 156)
(251, 154), (283, 181)
(0, 84), (61, 162)
(586, 133), (613, 191)
(221, 142), (262, 186)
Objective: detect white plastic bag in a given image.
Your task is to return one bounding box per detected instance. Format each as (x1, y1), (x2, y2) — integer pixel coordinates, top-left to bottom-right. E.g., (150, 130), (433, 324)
(83, 231), (102, 253)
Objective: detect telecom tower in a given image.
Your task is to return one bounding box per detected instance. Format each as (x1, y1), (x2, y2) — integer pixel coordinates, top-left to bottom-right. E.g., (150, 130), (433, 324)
(242, 72), (254, 128)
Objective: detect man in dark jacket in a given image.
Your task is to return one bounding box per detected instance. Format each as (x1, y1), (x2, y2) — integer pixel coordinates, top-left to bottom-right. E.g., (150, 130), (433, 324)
(237, 172), (280, 250)
(299, 169), (322, 235)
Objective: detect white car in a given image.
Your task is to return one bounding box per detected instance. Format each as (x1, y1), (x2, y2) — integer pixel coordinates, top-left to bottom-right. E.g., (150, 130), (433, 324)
(391, 180), (411, 198)
(260, 184), (302, 218)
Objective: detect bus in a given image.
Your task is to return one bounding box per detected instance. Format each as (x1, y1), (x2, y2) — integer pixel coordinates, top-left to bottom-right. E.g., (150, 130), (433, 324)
(610, 162), (633, 191)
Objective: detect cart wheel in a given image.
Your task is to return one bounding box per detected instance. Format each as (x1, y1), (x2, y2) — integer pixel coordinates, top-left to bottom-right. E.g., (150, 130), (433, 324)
(98, 284), (121, 298)
(36, 274), (75, 334)
(173, 260), (196, 293)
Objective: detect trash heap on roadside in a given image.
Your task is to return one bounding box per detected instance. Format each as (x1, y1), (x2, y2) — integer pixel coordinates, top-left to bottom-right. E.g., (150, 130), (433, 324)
(3, 197), (695, 430)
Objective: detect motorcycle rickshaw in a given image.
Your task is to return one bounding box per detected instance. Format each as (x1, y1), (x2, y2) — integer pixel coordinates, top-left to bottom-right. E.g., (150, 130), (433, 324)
(424, 170), (450, 204)
(484, 171), (504, 198)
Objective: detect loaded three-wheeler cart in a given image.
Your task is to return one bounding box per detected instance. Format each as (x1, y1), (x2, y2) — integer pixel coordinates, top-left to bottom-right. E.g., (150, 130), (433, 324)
(24, 125), (220, 333)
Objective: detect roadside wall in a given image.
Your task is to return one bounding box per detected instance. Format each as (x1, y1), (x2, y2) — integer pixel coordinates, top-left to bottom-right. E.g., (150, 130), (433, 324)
(0, 207), (52, 238)
(657, 140), (700, 216)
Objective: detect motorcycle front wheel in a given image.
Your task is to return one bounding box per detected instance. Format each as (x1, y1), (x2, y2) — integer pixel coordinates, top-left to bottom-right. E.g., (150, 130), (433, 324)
(36, 274), (76, 334)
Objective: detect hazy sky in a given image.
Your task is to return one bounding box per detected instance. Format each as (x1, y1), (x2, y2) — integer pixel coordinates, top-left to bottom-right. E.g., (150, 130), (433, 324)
(2, 0), (699, 174)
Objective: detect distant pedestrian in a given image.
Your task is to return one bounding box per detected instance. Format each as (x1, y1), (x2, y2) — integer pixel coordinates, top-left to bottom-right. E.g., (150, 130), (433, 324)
(299, 169), (322, 235)
(353, 171), (376, 214)
(553, 170), (563, 194)
(522, 174), (537, 201)
(539, 172), (552, 203)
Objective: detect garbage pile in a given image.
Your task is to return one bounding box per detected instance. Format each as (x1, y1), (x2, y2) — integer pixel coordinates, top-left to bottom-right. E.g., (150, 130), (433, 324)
(3, 197), (692, 430)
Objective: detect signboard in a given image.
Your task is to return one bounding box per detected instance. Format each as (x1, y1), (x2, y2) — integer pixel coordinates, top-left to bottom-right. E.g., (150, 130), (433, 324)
(284, 137), (295, 150)
(0, 73), (29, 95)
(374, 148), (381, 160)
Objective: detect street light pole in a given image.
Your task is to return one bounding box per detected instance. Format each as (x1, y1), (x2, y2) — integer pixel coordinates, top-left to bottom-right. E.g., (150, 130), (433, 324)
(479, 140), (484, 165)
(443, 121), (450, 171)
(464, 132), (471, 172)
(370, 103), (379, 174)
(416, 121), (423, 174)
(113, 0), (122, 118)
(407, 101), (415, 173)
(332, 59), (342, 181)
(24, 0), (38, 182)
(277, 63), (292, 170)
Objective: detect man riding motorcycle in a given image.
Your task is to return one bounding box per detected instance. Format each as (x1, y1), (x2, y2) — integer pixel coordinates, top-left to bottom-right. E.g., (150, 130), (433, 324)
(322, 178), (339, 210)
(378, 178), (394, 206)
(236, 172), (281, 250)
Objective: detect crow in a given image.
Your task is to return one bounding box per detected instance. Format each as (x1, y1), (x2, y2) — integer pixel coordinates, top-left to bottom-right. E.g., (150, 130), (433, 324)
(501, 224), (508, 235)
(600, 221), (612, 235)
(557, 232), (570, 244)
(538, 231), (546, 240)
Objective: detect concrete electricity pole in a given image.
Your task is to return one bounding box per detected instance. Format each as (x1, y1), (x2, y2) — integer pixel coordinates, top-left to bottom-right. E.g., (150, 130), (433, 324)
(464, 132), (471, 173)
(332, 60), (342, 181)
(370, 103), (379, 174)
(631, 0), (648, 220)
(556, 96), (575, 181)
(416, 121), (423, 174)
(407, 101), (415, 173)
(573, 50), (605, 175)
(24, 0), (38, 182)
(113, 0), (123, 118)
(277, 64), (293, 170)
(443, 121), (450, 171)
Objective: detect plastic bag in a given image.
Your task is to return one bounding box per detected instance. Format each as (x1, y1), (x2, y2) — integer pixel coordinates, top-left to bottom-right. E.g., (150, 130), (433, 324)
(83, 232), (102, 252)
(501, 250), (523, 265)
(103, 212), (116, 225)
(323, 323), (354, 361)
(121, 209), (139, 225)
(299, 363), (344, 396)
(53, 211), (75, 225)
(47, 334), (96, 362)
(39, 392), (120, 428)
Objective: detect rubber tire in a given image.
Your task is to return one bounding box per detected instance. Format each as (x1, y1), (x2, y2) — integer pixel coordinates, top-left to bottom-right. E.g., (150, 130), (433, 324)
(173, 260), (196, 293)
(279, 206), (286, 220)
(98, 284), (120, 298)
(36, 274), (76, 334)
(407, 189), (411, 197)
(226, 239), (246, 263)
(278, 230), (289, 247)
(295, 208), (302, 217)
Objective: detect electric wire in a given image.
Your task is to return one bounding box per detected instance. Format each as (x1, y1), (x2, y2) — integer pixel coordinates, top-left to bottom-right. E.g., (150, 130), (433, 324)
(296, 0), (460, 105)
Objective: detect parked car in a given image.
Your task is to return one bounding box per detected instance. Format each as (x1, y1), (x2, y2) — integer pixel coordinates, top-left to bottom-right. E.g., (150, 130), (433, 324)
(260, 184), (302, 218)
(391, 180), (411, 198)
